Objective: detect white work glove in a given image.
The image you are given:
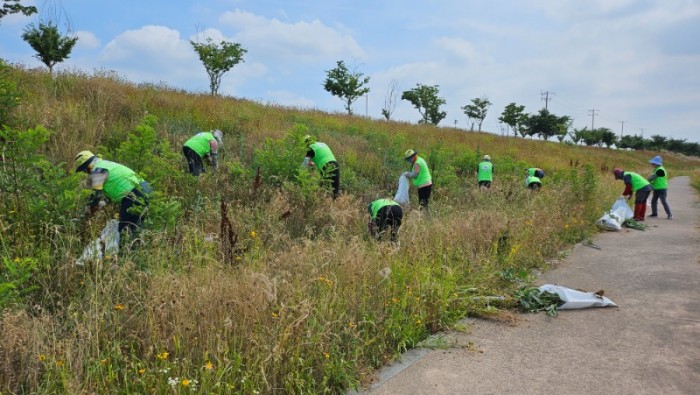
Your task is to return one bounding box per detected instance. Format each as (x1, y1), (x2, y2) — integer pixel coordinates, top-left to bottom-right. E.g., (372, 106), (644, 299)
(302, 157), (311, 167)
(401, 172), (409, 177)
(98, 200), (107, 208)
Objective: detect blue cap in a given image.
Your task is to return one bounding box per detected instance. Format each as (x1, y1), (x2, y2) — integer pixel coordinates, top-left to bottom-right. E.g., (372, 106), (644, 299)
(649, 156), (662, 166)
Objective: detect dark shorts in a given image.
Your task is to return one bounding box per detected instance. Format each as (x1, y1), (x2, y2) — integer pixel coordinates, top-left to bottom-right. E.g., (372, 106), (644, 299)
(183, 146), (205, 176)
(375, 204), (403, 241)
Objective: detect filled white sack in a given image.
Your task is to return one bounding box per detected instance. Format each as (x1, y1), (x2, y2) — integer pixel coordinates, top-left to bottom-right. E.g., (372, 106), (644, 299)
(539, 284), (617, 310)
(76, 220), (120, 265)
(394, 175), (410, 205)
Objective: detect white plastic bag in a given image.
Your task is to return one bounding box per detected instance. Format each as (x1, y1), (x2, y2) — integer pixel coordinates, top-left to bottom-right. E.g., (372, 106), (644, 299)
(394, 175), (410, 205)
(595, 213), (622, 231)
(611, 197), (633, 220)
(76, 220), (120, 265)
(538, 284), (617, 309)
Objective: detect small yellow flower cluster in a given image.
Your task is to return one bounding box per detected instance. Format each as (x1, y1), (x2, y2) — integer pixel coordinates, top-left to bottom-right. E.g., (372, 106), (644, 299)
(157, 351), (169, 360)
(204, 361), (214, 370)
(347, 322), (357, 329)
(250, 230), (257, 238)
(114, 303), (125, 311)
(323, 352), (330, 359)
(318, 276), (333, 286)
(38, 354), (47, 362)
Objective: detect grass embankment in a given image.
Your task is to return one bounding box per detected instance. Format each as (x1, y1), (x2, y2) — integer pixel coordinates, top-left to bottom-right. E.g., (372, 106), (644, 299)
(2, 66), (699, 394)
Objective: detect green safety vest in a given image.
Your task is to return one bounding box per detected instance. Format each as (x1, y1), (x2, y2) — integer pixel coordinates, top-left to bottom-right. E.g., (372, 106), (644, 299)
(93, 159), (142, 202)
(624, 171), (651, 191)
(369, 199), (399, 219)
(183, 132), (215, 157)
(310, 142), (336, 169)
(412, 157), (432, 187)
(526, 175), (541, 186)
(478, 161), (493, 182)
(650, 166), (668, 190)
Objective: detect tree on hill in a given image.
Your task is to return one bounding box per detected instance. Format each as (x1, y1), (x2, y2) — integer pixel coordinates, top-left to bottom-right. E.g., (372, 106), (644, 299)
(401, 84), (447, 125)
(21, 21), (78, 76)
(461, 97), (491, 131)
(524, 108), (569, 140)
(599, 128), (617, 148)
(191, 38), (247, 96)
(1, 0), (36, 23)
(498, 102), (527, 137)
(323, 60), (370, 116)
(649, 134), (667, 150)
(618, 134), (646, 150)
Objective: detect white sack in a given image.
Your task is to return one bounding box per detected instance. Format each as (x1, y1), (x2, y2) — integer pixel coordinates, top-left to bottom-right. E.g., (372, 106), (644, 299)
(394, 175), (410, 205)
(539, 284), (617, 310)
(611, 197), (633, 220)
(76, 220), (120, 265)
(595, 213), (622, 231)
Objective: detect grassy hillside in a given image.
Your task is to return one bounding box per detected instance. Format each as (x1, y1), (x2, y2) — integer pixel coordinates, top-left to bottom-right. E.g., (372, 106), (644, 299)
(1, 65), (699, 394)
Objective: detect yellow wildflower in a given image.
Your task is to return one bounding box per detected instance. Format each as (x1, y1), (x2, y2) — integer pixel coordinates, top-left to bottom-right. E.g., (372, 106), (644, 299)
(564, 224), (570, 229)
(56, 360), (64, 367)
(323, 352), (330, 359)
(14, 257), (20, 262)
(271, 312), (278, 318)
(100, 359), (108, 366)
(204, 361), (214, 370)
(157, 351), (169, 360)
(181, 379), (190, 387)
(38, 354), (46, 362)
(138, 368), (146, 375)
(250, 230), (257, 238)
(114, 303), (125, 311)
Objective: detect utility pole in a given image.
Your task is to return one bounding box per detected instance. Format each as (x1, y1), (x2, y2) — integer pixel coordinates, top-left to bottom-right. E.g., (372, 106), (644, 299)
(588, 108), (599, 130)
(640, 128), (645, 139)
(619, 121), (625, 139)
(541, 91), (555, 111)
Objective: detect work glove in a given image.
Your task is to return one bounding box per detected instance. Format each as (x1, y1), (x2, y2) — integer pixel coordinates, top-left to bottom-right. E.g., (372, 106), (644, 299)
(401, 172), (409, 178)
(210, 152), (218, 169)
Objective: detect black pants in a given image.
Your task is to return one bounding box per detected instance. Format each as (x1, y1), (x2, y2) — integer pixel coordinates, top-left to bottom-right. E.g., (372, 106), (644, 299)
(417, 184), (432, 209)
(119, 186), (150, 234)
(322, 161), (340, 199)
(183, 146), (205, 176)
(478, 180), (492, 188)
(374, 205), (403, 241)
(650, 189), (671, 216)
(634, 187), (651, 204)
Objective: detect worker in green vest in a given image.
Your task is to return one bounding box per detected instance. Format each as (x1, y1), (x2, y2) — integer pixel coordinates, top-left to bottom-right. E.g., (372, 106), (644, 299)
(477, 155), (494, 189)
(613, 168), (652, 221)
(525, 167), (544, 190)
(75, 151), (152, 234)
(302, 135), (340, 199)
(367, 198), (403, 242)
(182, 130), (223, 176)
(647, 156), (672, 219)
(402, 149), (432, 210)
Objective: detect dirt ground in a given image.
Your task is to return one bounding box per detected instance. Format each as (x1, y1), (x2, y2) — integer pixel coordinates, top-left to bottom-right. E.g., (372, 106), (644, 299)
(362, 176), (700, 395)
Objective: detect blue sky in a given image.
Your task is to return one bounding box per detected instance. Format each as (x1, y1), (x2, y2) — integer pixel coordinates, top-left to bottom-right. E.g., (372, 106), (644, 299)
(1, 0), (699, 142)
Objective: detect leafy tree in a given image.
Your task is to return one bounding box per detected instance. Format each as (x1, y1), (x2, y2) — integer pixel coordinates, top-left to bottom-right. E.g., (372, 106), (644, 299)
(0, 0), (37, 23)
(618, 134), (646, 150)
(498, 102), (527, 137)
(21, 21), (78, 76)
(401, 84), (447, 125)
(569, 128), (584, 145)
(524, 109), (568, 140)
(461, 97), (491, 132)
(555, 118), (572, 143)
(381, 79), (399, 120)
(191, 38), (247, 96)
(649, 134), (667, 150)
(323, 60), (370, 116)
(665, 138), (687, 153)
(599, 128), (617, 148)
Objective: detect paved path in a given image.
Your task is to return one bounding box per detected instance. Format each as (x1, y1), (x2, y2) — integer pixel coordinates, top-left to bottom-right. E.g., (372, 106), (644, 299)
(365, 176), (700, 395)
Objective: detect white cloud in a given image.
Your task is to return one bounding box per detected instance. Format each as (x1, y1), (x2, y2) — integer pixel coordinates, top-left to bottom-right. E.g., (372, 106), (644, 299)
(75, 31), (100, 50)
(219, 9), (366, 63)
(101, 25), (193, 64)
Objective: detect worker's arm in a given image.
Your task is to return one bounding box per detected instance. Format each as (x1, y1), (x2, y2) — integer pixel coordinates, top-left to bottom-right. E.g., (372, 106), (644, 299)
(208, 139), (219, 168)
(302, 149), (315, 167)
(86, 169), (109, 217)
(622, 174), (633, 199)
(403, 162), (420, 178)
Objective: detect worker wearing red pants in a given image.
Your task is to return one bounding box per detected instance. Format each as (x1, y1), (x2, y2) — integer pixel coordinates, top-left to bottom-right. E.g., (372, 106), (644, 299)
(613, 168), (652, 221)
